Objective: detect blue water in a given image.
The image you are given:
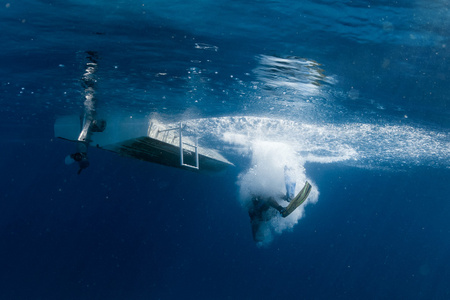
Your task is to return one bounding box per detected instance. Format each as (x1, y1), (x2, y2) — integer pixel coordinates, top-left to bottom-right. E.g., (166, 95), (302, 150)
(1, 0), (450, 299)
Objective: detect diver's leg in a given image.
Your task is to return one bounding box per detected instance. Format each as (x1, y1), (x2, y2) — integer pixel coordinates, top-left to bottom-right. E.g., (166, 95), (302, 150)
(251, 220), (263, 242)
(284, 166), (296, 201)
(267, 197), (285, 214)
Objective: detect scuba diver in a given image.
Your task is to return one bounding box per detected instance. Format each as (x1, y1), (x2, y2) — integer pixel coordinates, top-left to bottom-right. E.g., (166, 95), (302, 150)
(247, 166), (311, 243)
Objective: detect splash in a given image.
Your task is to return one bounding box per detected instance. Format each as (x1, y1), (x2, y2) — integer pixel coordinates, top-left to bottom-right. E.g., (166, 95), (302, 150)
(183, 116), (449, 244)
(232, 139), (319, 246)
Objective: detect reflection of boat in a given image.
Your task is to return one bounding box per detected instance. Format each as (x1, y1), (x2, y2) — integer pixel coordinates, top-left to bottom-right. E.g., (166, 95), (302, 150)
(55, 116), (234, 173)
(254, 55), (331, 94)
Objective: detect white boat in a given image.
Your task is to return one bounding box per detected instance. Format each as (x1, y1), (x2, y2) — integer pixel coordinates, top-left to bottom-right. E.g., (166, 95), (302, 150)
(55, 115), (234, 173)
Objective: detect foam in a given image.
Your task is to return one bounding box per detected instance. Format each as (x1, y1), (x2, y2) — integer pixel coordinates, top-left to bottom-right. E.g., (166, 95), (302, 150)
(186, 116), (449, 169)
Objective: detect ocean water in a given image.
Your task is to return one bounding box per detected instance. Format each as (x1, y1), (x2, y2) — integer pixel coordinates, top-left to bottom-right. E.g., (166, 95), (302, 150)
(1, 0), (450, 299)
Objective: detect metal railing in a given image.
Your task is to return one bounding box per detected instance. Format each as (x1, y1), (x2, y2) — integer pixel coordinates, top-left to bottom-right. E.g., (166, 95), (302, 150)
(157, 122), (199, 169)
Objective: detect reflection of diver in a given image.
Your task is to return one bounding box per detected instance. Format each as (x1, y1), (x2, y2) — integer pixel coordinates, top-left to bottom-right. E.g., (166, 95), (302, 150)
(65, 51), (106, 174)
(66, 118), (106, 174)
(247, 166), (297, 243)
(69, 142), (90, 175)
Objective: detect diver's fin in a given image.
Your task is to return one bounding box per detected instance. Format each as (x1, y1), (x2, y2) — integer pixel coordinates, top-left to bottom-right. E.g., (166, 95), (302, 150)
(282, 181), (312, 218)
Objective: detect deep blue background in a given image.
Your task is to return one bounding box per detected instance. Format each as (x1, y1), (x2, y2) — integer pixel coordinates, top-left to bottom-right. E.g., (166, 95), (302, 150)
(1, 0), (450, 299)
(1, 126), (450, 299)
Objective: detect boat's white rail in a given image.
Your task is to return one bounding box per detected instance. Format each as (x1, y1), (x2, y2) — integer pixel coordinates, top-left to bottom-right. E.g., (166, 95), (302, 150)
(151, 121), (199, 169)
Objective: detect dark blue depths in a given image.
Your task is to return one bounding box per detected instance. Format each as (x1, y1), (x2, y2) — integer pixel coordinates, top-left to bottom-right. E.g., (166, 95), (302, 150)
(1, 0), (450, 299)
